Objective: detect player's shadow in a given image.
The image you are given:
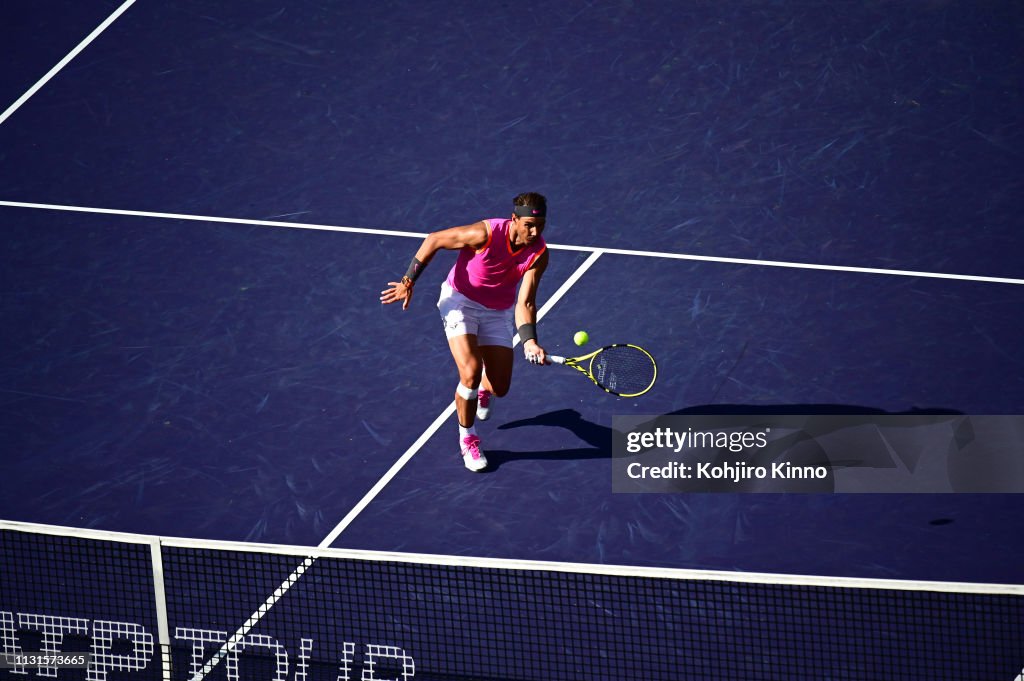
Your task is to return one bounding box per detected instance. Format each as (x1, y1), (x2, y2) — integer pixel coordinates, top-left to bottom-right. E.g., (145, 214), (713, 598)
(485, 404), (963, 472)
(486, 409), (610, 471)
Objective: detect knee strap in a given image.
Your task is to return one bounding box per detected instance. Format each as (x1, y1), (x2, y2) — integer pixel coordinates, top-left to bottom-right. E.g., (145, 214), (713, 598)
(456, 383), (478, 400)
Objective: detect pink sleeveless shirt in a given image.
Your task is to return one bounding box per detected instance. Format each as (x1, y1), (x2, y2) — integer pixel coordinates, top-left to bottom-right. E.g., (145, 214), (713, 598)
(446, 218), (547, 310)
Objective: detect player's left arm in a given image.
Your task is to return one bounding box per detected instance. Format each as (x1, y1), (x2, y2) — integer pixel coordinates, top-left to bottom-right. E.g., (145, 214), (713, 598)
(515, 249), (549, 364)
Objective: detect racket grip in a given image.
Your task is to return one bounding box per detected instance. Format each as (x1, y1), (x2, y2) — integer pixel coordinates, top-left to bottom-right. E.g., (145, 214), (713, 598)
(548, 355), (567, 365)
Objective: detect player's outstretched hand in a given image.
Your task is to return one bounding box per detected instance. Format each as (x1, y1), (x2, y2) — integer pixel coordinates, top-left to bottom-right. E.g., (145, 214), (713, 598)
(380, 280), (414, 310)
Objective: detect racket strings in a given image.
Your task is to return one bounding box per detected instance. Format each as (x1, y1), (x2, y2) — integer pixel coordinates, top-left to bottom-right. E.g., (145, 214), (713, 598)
(591, 345), (656, 395)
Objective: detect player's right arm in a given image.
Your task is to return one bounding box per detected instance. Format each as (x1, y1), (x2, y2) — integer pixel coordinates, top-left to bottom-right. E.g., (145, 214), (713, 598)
(380, 221), (489, 310)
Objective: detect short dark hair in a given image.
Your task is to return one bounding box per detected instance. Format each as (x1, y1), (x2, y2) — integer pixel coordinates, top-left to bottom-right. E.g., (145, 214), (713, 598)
(513, 192), (547, 214)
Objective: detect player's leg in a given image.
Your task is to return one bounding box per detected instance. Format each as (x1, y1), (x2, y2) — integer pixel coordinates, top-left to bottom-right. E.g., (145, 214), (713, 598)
(475, 306), (516, 421)
(480, 346), (513, 396)
(447, 335), (487, 471)
(438, 283), (488, 471)
(448, 334), (483, 428)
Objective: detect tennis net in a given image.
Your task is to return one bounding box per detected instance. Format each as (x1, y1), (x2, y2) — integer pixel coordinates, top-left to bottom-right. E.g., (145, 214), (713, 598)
(1, 520), (1022, 680)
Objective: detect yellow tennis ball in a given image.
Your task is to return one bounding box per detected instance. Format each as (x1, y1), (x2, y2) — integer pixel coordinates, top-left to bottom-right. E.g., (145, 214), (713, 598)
(573, 330), (589, 346)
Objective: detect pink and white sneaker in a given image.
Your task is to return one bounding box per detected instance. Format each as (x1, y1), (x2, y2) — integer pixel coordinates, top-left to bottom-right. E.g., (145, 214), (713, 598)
(476, 389), (493, 421)
(461, 434), (488, 472)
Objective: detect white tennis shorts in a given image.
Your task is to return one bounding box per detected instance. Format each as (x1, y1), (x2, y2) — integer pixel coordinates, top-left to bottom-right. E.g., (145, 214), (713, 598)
(437, 282), (515, 348)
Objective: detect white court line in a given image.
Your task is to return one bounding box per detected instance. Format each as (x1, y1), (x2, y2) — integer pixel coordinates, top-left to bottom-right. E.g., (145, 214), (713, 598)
(0, 1), (138, 127)
(0, 199), (428, 238)
(592, 246), (1024, 286)
(184, 249), (604, 679)
(318, 404), (456, 548)
(2, 199), (1022, 286)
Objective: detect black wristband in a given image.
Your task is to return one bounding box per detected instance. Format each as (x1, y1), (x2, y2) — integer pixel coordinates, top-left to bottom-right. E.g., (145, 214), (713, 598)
(518, 323), (538, 344)
(404, 257), (425, 284)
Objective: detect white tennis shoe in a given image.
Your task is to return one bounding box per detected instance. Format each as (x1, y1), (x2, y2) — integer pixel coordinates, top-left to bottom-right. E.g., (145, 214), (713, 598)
(476, 389), (493, 421)
(461, 434), (488, 472)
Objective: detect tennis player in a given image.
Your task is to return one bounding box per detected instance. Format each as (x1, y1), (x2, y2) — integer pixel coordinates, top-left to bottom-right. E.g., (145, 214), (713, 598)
(380, 192), (550, 471)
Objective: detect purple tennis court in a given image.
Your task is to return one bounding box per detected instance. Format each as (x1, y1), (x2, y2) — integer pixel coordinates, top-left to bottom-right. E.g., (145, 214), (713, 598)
(1, 2), (1021, 679)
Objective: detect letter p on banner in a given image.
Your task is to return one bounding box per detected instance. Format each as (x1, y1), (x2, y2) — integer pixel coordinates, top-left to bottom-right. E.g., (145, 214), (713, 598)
(88, 621), (152, 681)
(362, 644), (415, 681)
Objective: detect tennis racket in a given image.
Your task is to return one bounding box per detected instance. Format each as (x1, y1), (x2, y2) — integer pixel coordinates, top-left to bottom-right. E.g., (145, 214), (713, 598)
(545, 344), (657, 398)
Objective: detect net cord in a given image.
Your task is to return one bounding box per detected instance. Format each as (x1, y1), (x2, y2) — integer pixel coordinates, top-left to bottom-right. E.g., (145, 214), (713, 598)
(2, 519), (1022, 597)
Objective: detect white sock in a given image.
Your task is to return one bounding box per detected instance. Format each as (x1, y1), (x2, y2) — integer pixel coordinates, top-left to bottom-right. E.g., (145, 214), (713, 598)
(459, 424), (477, 440)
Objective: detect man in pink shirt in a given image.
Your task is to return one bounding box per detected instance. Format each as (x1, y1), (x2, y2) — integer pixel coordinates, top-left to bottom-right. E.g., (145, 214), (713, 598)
(380, 192), (550, 471)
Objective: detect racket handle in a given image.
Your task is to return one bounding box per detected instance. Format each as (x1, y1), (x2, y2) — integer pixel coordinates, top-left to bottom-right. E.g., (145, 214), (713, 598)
(526, 352), (563, 365)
